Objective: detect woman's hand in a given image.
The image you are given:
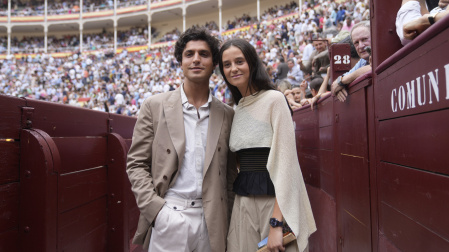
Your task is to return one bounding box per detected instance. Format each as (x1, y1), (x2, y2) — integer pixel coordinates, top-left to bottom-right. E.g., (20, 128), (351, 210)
(267, 227), (285, 252)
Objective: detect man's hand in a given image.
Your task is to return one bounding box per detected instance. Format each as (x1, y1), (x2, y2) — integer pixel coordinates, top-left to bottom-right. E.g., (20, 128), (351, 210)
(267, 227), (285, 252)
(403, 15), (431, 40)
(331, 79), (348, 102)
(299, 80), (307, 92)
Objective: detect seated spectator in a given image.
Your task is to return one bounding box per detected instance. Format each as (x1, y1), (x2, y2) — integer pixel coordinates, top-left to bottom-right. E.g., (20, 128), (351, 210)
(396, 0), (448, 45)
(331, 21), (372, 102)
(276, 57), (289, 81)
(284, 89), (302, 109)
(277, 79), (292, 93)
(341, 16), (355, 31)
(286, 58), (303, 86)
(299, 38), (328, 77)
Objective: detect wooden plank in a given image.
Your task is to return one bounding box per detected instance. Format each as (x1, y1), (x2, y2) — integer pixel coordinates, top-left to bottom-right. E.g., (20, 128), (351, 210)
(298, 148), (320, 188)
(380, 202), (449, 252)
(321, 172), (335, 199)
(339, 155), (371, 228)
(378, 232), (401, 252)
(340, 209), (371, 252)
(109, 114), (136, 140)
(378, 109), (449, 175)
(296, 128), (319, 150)
(335, 87), (368, 158)
(0, 95), (25, 139)
(59, 167), (108, 213)
(371, 0), (402, 69)
(25, 99), (108, 137)
(60, 224), (107, 252)
(293, 108), (319, 131)
(319, 126), (333, 150)
(0, 183), (19, 233)
(375, 27), (449, 120)
(320, 150), (335, 198)
(379, 162), (449, 240)
(58, 197), (108, 250)
(0, 228), (18, 252)
(0, 142), (19, 185)
(318, 96), (333, 128)
(53, 137), (107, 174)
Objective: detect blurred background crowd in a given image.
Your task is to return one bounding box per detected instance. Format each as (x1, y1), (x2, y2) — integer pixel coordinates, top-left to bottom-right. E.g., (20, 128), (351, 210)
(0, 0), (371, 116)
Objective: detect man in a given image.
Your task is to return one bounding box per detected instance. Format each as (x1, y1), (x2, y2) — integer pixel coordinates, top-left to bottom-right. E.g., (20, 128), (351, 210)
(299, 38), (329, 77)
(331, 21), (372, 102)
(286, 58), (303, 86)
(276, 57), (289, 81)
(126, 27), (237, 252)
(396, 0), (448, 45)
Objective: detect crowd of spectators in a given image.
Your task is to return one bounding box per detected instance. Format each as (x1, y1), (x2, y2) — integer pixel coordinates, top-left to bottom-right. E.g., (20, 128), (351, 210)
(1, 0), (375, 117)
(2, 0), (153, 16)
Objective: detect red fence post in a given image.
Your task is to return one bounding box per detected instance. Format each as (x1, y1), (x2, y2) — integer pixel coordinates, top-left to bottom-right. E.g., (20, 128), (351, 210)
(107, 132), (130, 252)
(19, 129), (59, 252)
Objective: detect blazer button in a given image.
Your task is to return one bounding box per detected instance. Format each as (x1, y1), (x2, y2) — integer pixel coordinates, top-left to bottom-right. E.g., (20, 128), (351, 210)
(166, 149), (171, 154)
(218, 147), (221, 151)
(163, 175), (168, 180)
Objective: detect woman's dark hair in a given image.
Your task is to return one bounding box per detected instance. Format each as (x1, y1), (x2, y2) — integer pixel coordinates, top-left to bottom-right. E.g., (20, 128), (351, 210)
(174, 27), (220, 66)
(218, 38), (275, 105)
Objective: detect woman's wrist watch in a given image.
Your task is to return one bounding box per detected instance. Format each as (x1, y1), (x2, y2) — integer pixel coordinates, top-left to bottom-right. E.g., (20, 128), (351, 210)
(269, 218), (284, 228)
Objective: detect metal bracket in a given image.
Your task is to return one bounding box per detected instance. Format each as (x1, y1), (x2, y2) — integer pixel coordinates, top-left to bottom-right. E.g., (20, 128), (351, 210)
(108, 118), (113, 133)
(21, 107), (35, 129)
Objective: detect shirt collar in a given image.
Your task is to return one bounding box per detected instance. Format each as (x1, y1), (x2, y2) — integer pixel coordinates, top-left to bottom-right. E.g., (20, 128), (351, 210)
(180, 84), (212, 109)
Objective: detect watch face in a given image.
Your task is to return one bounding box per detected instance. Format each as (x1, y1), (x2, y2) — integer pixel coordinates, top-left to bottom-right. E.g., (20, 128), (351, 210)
(270, 218), (282, 227)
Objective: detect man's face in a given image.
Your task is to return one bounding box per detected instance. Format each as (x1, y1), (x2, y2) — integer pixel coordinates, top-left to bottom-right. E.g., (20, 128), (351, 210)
(181, 40), (214, 85)
(288, 61), (294, 70)
(351, 27), (371, 60)
(292, 87), (301, 103)
(312, 41), (326, 53)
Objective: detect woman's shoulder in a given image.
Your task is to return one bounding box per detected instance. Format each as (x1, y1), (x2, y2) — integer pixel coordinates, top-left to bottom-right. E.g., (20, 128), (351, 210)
(261, 89), (286, 102)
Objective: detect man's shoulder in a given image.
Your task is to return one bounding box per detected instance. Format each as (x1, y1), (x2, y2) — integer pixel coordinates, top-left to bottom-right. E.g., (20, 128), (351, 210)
(142, 90), (180, 108)
(212, 96), (234, 115)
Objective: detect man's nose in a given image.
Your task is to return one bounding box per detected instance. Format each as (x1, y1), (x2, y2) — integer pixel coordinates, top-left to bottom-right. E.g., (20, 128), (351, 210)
(192, 53), (200, 63)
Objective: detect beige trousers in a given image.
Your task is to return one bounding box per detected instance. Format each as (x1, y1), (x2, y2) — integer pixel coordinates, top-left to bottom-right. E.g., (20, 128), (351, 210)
(227, 195), (300, 252)
(148, 197), (211, 252)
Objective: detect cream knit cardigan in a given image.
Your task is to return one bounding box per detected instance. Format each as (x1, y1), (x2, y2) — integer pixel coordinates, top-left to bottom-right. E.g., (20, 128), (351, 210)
(229, 89), (316, 252)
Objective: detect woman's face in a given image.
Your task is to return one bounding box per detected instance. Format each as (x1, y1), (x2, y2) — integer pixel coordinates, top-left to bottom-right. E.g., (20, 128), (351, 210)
(221, 46), (250, 95)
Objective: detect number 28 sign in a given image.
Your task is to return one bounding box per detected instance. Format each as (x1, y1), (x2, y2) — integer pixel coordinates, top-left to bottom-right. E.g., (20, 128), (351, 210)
(330, 44), (352, 72)
(334, 55), (351, 64)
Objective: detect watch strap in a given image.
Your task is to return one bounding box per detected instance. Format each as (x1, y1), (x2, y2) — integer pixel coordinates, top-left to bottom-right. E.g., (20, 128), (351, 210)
(428, 13), (437, 25)
(337, 75), (346, 87)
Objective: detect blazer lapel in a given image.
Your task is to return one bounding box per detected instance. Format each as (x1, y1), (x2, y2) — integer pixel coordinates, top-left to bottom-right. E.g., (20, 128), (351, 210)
(163, 89), (186, 173)
(203, 97), (224, 178)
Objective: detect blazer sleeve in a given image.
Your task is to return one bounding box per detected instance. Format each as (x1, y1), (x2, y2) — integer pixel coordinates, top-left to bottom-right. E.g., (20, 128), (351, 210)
(127, 97), (165, 225)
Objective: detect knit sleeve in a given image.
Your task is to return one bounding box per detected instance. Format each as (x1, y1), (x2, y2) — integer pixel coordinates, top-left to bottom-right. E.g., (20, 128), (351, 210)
(266, 91), (317, 252)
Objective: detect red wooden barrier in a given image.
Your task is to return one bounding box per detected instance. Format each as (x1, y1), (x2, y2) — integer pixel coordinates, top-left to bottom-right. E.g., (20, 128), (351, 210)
(294, 6), (449, 252)
(0, 95), (26, 252)
(0, 94), (140, 252)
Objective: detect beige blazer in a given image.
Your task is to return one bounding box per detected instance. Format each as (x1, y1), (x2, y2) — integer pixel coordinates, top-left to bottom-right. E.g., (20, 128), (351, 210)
(126, 88), (237, 251)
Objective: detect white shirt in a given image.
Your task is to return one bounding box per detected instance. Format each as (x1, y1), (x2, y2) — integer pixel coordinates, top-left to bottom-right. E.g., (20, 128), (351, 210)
(165, 85), (212, 200)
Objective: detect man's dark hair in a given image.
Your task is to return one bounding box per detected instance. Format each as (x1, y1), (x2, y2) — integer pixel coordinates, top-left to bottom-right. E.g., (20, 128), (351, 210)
(174, 27), (220, 66)
(219, 38), (275, 105)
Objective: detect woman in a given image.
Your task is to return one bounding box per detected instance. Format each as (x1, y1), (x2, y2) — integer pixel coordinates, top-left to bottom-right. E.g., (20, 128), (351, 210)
(219, 38), (316, 252)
